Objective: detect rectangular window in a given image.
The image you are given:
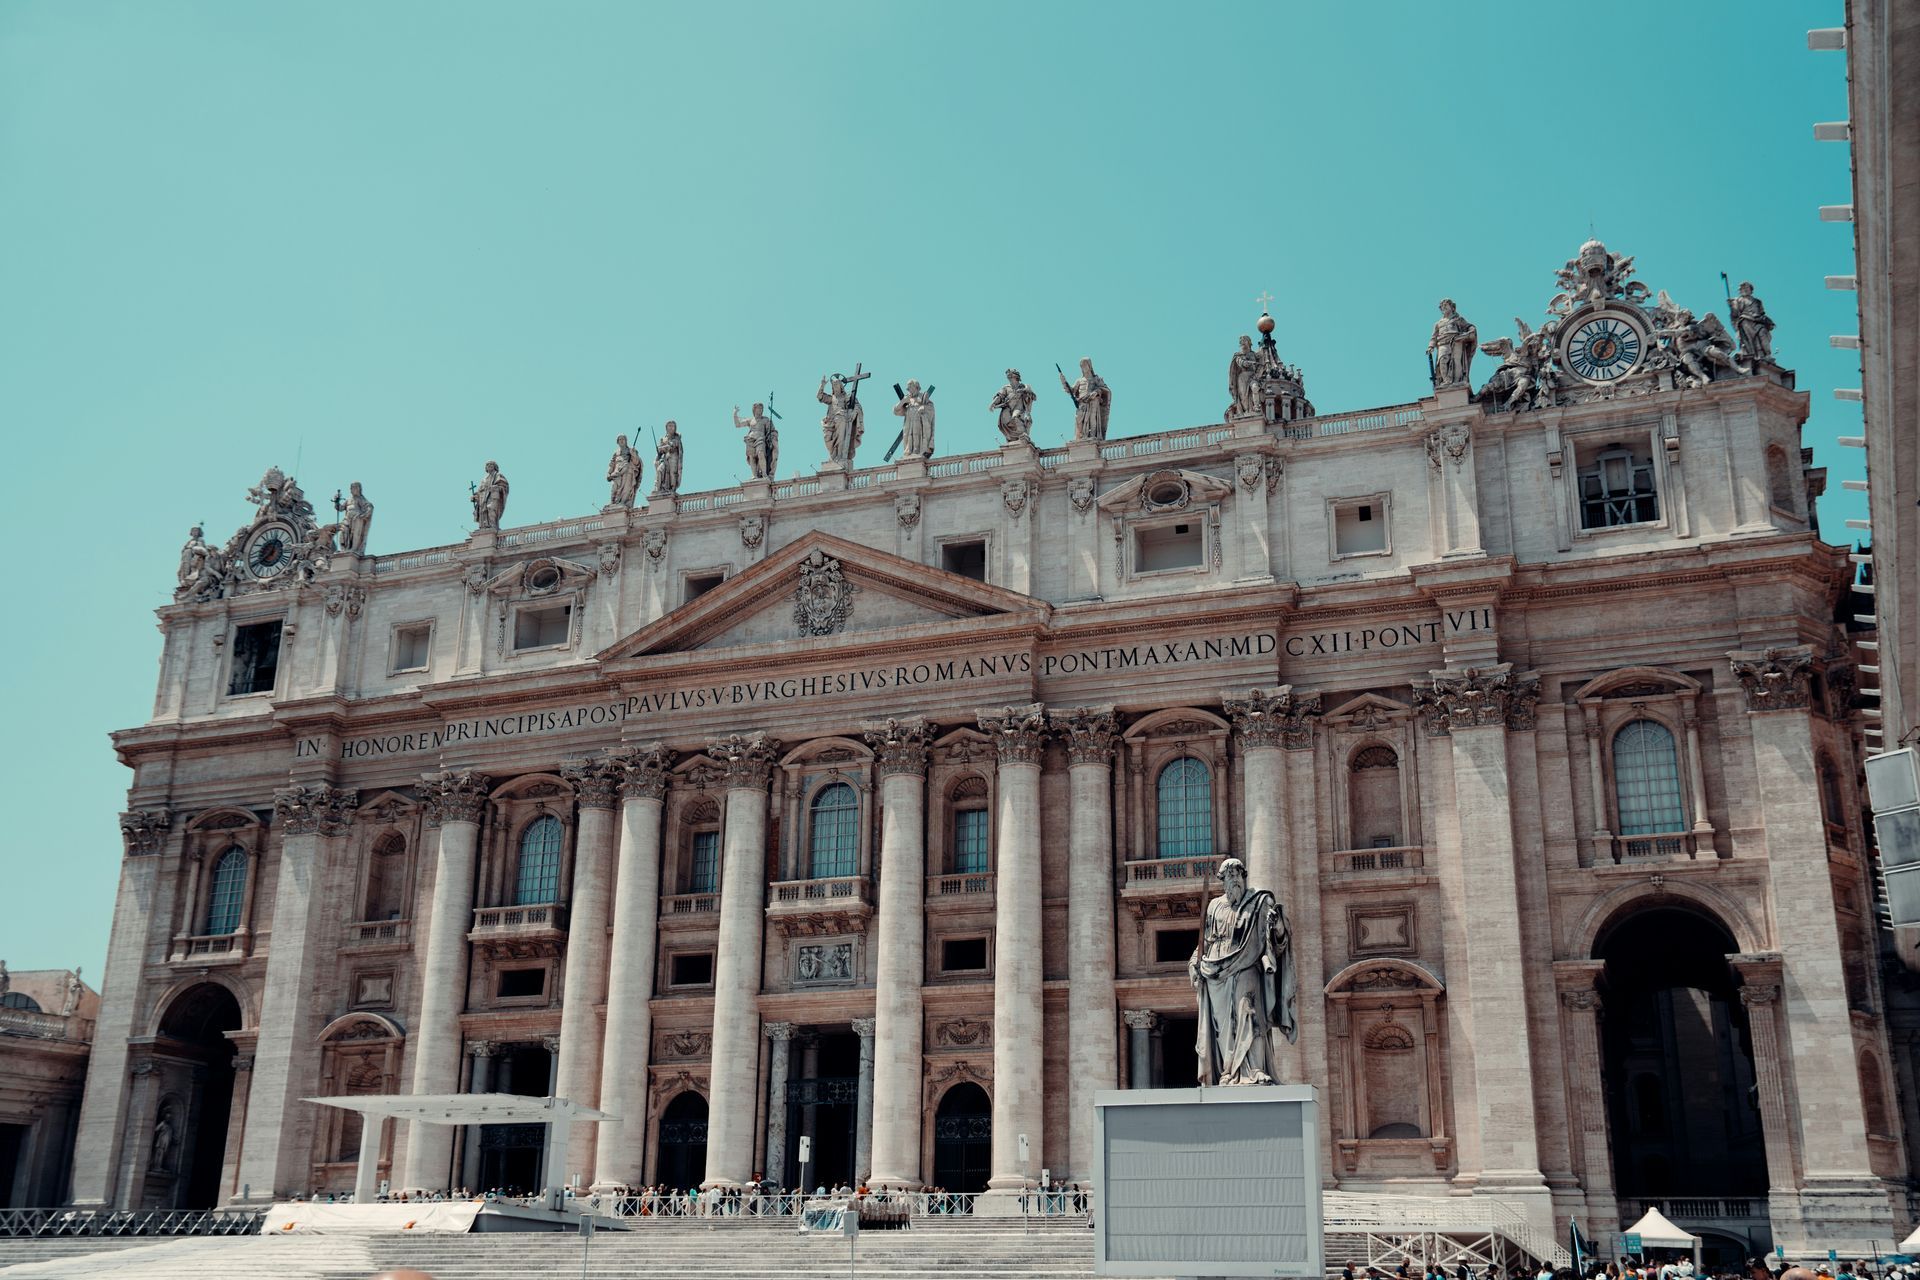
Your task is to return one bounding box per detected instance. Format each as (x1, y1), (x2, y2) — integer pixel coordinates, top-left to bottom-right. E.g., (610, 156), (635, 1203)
(1578, 446), (1659, 529)
(670, 953), (714, 987)
(1333, 500), (1389, 557)
(684, 572), (726, 604)
(1155, 927), (1201, 965)
(1134, 522), (1205, 573)
(941, 539), (987, 581)
(952, 808), (989, 874)
(513, 604), (572, 651)
(391, 623), (431, 673)
(496, 968), (545, 999)
(941, 936), (989, 972)
(688, 831), (719, 894)
(227, 621), (282, 695)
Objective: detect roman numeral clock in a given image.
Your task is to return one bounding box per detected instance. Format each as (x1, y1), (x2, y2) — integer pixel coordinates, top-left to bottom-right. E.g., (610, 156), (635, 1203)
(1558, 307), (1647, 383)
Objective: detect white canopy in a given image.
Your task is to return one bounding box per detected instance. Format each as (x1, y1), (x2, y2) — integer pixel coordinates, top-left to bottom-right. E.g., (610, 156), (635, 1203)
(304, 1092), (616, 1125)
(1624, 1207), (1701, 1248)
(1899, 1223), (1920, 1252)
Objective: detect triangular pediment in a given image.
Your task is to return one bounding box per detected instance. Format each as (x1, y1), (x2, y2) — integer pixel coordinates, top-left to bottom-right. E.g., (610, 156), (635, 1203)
(598, 532), (1049, 663)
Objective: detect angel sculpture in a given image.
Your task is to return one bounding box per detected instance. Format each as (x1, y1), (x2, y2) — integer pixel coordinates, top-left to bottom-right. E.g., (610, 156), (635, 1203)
(1478, 318), (1557, 413)
(1651, 290), (1742, 386)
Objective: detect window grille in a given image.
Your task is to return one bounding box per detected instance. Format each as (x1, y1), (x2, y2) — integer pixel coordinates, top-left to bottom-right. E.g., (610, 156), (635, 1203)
(1612, 719), (1686, 835)
(205, 847), (248, 935)
(688, 830), (720, 894)
(227, 622), (282, 696)
(1578, 447), (1658, 528)
(808, 783), (859, 879)
(952, 807), (989, 874)
(1156, 757), (1214, 858)
(513, 815), (564, 905)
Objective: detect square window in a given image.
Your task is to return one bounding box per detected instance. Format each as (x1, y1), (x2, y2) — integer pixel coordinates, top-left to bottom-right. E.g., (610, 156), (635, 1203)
(1154, 928), (1200, 964)
(1134, 522), (1205, 573)
(391, 623), (431, 673)
(496, 968), (544, 999)
(227, 621), (282, 695)
(513, 603), (572, 651)
(1576, 443), (1659, 530)
(684, 571), (725, 604)
(1333, 497), (1390, 557)
(941, 539), (987, 581)
(941, 936), (988, 972)
(670, 952), (714, 986)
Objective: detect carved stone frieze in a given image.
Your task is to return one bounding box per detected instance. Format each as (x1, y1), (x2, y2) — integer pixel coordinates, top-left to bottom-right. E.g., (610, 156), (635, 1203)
(1068, 476), (1096, 515)
(863, 717), (935, 777)
(324, 584), (367, 618)
(1423, 424), (1470, 470)
(932, 1016), (991, 1047)
(560, 757), (622, 810)
(119, 808), (172, 856)
(977, 703), (1048, 766)
(657, 1028), (713, 1060)
(611, 744), (674, 802)
(1049, 706), (1119, 766)
(894, 493), (921, 529)
(708, 733), (781, 790)
(1223, 686), (1321, 750)
(795, 941), (855, 984)
(1729, 646), (1814, 712)
(1000, 478), (1031, 521)
(643, 528), (668, 569)
(739, 514), (765, 549)
(420, 770), (492, 827)
(598, 541), (623, 577)
(794, 549), (856, 637)
(273, 784), (360, 837)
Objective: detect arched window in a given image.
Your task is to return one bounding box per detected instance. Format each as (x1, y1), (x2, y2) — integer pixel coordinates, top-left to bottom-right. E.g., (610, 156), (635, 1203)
(513, 815), (563, 905)
(0, 992), (40, 1011)
(1612, 720), (1685, 835)
(1347, 745), (1402, 849)
(205, 847), (248, 935)
(682, 798), (721, 894)
(363, 832), (406, 922)
(950, 776), (990, 875)
(1156, 757), (1213, 859)
(808, 783), (859, 879)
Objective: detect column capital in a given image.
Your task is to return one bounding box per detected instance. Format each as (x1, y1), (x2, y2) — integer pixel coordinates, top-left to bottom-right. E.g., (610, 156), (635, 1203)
(1121, 1009), (1161, 1031)
(851, 1017), (877, 1038)
(420, 770), (492, 827)
(1730, 950), (1786, 985)
(231, 1055), (254, 1073)
(561, 757), (623, 810)
(708, 732), (782, 789)
(1048, 706), (1119, 766)
(541, 1034), (562, 1054)
(1552, 958), (1607, 995)
(977, 703), (1048, 766)
(1222, 686), (1321, 750)
(273, 784), (359, 837)
(862, 717), (935, 776)
(763, 1021), (795, 1042)
(468, 1040), (499, 1059)
(611, 743), (674, 802)
(1415, 664), (1540, 734)
(1728, 646), (1815, 712)
(119, 808), (172, 856)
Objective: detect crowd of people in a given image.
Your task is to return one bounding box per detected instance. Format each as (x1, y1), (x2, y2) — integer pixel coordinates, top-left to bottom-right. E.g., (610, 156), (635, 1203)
(1340, 1257), (1917, 1280)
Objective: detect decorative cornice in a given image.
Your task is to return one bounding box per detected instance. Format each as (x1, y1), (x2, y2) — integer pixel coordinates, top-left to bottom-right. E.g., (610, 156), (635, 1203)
(273, 784), (360, 837)
(708, 732), (781, 790)
(977, 703), (1048, 766)
(1049, 706), (1119, 766)
(862, 717), (935, 777)
(1222, 686), (1321, 750)
(420, 770), (492, 827)
(612, 743), (674, 802)
(1416, 664), (1528, 735)
(560, 757), (622, 810)
(119, 808), (172, 856)
(1729, 645), (1814, 712)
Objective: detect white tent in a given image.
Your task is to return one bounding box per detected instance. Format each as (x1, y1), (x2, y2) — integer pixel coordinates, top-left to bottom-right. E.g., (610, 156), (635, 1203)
(1899, 1223), (1920, 1253)
(1623, 1207), (1703, 1271)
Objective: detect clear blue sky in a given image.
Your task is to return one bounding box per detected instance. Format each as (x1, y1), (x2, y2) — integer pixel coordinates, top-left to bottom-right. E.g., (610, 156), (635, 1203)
(0, 2), (1861, 974)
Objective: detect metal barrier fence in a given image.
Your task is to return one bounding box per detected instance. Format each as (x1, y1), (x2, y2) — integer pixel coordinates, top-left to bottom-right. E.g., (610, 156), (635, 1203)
(0, 1208), (267, 1237)
(576, 1188), (1088, 1221)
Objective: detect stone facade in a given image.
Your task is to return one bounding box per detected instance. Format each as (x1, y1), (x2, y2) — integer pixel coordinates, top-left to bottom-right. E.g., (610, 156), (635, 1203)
(72, 248), (1915, 1252)
(0, 969), (97, 1208)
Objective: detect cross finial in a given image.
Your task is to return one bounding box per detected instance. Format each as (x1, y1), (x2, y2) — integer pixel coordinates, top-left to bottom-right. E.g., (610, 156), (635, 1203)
(1255, 290), (1274, 314)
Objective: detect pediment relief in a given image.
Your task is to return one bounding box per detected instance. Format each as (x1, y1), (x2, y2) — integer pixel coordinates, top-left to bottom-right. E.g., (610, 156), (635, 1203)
(1324, 692), (1413, 732)
(1572, 665), (1700, 702)
(1096, 467), (1235, 516)
(354, 790), (418, 825)
(599, 532), (1048, 662)
(484, 555), (597, 600)
(933, 727), (993, 767)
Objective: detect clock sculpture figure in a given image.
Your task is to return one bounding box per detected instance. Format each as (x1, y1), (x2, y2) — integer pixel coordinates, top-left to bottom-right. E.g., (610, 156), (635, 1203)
(1190, 857), (1298, 1087)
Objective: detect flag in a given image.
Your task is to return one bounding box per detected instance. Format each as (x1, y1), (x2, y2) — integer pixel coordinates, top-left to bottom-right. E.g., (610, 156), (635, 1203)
(1571, 1218), (1588, 1274)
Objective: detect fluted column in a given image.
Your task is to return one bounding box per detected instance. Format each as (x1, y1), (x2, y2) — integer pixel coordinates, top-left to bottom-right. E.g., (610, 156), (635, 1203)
(1552, 961), (1619, 1239)
(553, 756), (621, 1182)
(852, 1017), (876, 1183)
(862, 717), (933, 1189)
(236, 783), (358, 1200)
(462, 1042), (497, 1192)
(1051, 706), (1119, 1184)
(1123, 1010), (1158, 1089)
(591, 745), (672, 1192)
(978, 704), (1047, 1197)
(702, 732), (781, 1189)
(400, 770), (490, 1193)
(763, 1023), (794, 1185)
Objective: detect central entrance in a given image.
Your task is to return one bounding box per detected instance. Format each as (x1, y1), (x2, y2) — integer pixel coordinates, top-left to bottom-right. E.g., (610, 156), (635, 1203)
(478, 1043), (552, 1194)
(784, 1029), (858, 1189)
(931, 1082), (991, 1193)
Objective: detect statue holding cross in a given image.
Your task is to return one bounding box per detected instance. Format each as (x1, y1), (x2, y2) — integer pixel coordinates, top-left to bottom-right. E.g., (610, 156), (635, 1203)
(818, 364), (871, 466)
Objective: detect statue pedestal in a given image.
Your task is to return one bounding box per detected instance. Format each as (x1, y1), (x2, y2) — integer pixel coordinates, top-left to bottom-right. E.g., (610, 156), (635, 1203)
(1064, 438), (1103, 466)
(892, 457), (929, 482)
(645, 493), (679, 516)
(739, 479), (773, 503)
(1227, 413), (1268, 439)
(818, 461), (851, 491)
(1000, 440), (1040, 464)
(1431, 385), (1474, 410)
(1090, 1085), (1323, 1279)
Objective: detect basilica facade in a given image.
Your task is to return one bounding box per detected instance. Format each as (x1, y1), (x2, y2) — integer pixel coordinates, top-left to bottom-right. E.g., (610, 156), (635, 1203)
(70, 243), (1914, 1254)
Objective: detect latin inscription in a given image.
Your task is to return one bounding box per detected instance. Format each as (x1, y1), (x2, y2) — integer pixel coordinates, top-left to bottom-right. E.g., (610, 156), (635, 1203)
(1284, 607), (1492, 658)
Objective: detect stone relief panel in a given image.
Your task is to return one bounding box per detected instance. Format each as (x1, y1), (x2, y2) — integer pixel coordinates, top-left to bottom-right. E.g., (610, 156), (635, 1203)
(795, 940), (856, 986)
(1348, 904), (1417, 958)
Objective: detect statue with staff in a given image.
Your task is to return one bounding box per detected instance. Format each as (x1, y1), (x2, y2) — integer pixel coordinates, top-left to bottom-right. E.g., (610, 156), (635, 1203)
(1057, 357), (1111, 441)
(1190, 857), (1297, 1086)
(818, 364), (871, 465)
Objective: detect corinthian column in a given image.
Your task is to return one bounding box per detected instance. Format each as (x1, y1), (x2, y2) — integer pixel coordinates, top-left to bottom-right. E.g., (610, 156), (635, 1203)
(591, 745), (672, 1192)
(977, 704), (1047, 1200)
(852, 1017), (877, 1183)
(763, 1022), (795, 1184)
(1222, 688), (1316, 909)
(702, 732), (780, 1189)
(862, 717), (933, 1189)
(1050, 706), (1119, 1184)
(236, 783), (358, 1200)
(553, 756), (622, 1182)
(400, 769), (490, 1193)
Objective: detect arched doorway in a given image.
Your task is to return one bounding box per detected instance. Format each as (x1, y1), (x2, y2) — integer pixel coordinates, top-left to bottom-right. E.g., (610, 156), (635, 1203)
(153, 982), (242, 1209)
(656, 1092), (708, 1191)
(1596, 907), (1767, 1211)
(931, 1083), (991, 1193)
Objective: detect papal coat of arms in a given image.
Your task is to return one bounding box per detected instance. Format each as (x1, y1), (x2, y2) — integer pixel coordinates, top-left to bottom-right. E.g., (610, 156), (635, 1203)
(793, 550), (857, 636)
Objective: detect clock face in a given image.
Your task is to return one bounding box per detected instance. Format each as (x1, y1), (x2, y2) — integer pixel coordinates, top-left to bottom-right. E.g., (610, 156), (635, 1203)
(1562, 312), (1645, 383)
(244, 523), (297, 580)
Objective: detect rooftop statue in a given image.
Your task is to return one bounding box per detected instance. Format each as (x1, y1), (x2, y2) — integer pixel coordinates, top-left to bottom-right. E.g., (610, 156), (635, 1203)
(1228, 335), (1263, 417)
(1427, 298), (1478, 391)
(733, 403), (780, 480)
(1651, 290), (1741, 386)
(1058, 357), (1111, 441)
(335, 482), (373, 555)
(1728, 281), (1775, 364)
(652, 421), (683, 496)
(989, 369), (1037, 444)
(818, 366), (870, 466)
(892, 379), (936, 458)
(1479, 318), (1558, 413)
(606, 434), (643, 509)
(1190, 857), (1297, 1087)
(471, 460), (510, 530)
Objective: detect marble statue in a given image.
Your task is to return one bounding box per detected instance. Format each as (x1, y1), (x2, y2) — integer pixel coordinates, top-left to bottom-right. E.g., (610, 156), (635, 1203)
(607, 434), (643, 508)
(176, 526), (212, 593)
(151, 1102), (176, 1174)
(652, 421), (683, 495)
(1190, 858), (1297, 1087)
(1479, 319), (1556, 412)
(990, 370), (1037, 444)
(471, 461), (509, 530)
(1059, 358), (1111, 441)
(1729, 281), (1774, 363)
(733, 403), (780, 480)
(61, 968), (81, 1016)
(893, 380), (936, 457)
(336, 482), (373, 555)
(818, 367), (870, 465)
(1228, 335), (1263, 417)
(0, 960), (9, 994)
(1427, 298), (1478, 389)
(1652, 292), (1741, 386)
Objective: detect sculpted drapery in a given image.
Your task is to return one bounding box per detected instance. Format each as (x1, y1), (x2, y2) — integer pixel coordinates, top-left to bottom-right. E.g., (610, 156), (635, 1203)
(1191, 857), (1298, 1087)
